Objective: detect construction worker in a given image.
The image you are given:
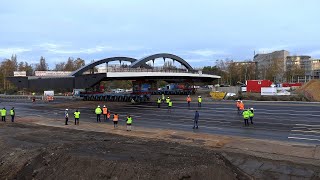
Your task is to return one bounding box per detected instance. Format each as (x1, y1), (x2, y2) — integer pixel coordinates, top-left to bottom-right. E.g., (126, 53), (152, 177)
(126, 114), (133, 131)
(95, 105), (102, 122)
(193, 110), (199, 129)
(74, 109), (80, 125)
(236, 100), (241, 114)
(32, 92), (36, 103)
(168, 100), (173, 112)
(113, 113), (119, 128)
(161, 93), (165, 103)
(242, 109), (250, 126)
(197, 96), (201, 107)
(239, 101), (245, 115)
(187, 95), (191, 108)
(157, 97), (161, 108)
(249, 108), (254, 124)
(65, 109), (69, 125)
(166, 96), (170, 104)
(1, 107), (6, 122)
(102, 105), (108, 121)
(107, 110), (111, 121)
(10, 107), (15, 122)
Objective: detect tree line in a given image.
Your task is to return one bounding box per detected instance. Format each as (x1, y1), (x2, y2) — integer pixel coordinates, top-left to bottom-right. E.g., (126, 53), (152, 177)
(202, 59), (256, 86)
(202, 58), (306, 85)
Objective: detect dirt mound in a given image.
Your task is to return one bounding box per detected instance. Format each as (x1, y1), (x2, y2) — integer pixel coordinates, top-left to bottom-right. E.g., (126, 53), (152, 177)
(0, 123), (249, 180)
(296, 80), (320, 101)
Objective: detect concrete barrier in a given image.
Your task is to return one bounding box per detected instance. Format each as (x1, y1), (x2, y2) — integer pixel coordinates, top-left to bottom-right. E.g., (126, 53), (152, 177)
(215, 86), (240, 94)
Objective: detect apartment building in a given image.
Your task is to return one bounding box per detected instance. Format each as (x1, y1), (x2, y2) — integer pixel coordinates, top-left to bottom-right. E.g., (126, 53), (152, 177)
(253, 50), (289, 81)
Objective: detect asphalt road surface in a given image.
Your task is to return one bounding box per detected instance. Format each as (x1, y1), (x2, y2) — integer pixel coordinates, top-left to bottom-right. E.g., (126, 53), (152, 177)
(2, 99), (320, 145)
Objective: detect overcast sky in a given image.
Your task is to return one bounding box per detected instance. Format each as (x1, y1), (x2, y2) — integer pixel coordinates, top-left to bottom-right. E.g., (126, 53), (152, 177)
(1, 0), (320, 68)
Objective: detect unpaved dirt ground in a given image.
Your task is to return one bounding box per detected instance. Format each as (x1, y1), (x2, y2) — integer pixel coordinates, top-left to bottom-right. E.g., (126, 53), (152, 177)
(0, 123), (249, 180)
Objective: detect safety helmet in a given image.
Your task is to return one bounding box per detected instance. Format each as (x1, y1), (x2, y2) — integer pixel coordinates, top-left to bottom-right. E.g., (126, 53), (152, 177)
(167, 97), (170, 98)
(103, 105), (106, 107)
(237, 99), (240, 101)
(188, 95), (190, 97)
(198, 96), (201, 97)
(66, 109), (68, 111)
(250, 108), (254, 110)
(98, 105), (100, 107)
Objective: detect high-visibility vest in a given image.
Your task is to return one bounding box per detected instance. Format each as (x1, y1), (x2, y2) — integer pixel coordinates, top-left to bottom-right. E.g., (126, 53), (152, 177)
(249, 110), (254, 117)
(168, 101), (173, 107)
(113, 114), (119, 121)
(157, 99), (161, 103)
(166, 98), (170, 103)
(95, 108), (102, 115)
(1, 109), (6, 116)
(187, 97), (191, 102)
(239, 103), (244, 110)
(103, 107), (108, 115)
(74, 111), (80, 118)
(243, 110), (250, 119)
(127, 116), (132, 124)
(10, 109), (15, 116)
(198, 97), (202, 103)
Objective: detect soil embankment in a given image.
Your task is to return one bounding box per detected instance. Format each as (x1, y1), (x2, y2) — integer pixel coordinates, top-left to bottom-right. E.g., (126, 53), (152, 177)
(0, 123), (248, 180)
(296, 80), (320, 101)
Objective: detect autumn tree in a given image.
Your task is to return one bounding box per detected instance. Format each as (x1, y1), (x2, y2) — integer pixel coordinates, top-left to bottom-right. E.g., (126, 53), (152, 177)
(35, 56), (48, 71)
(74, 58), (85, 70)
(54, 62), (66, 71)
(54, 57), (85, 71)
(18, 62), (34, 76)
(285, 64), (305, 82)
(0, 55), (18, 90)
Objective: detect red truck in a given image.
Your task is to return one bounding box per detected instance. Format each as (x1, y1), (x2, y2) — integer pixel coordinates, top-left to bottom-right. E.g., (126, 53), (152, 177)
(246, 80), (273, 93)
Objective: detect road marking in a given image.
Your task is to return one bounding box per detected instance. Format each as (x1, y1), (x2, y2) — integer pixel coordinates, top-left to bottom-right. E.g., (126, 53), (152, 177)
(295, 124), (320, 127)
(288, 136), (320, 141)
(291, 129), (320, 133)
(289, 133), (320, 138)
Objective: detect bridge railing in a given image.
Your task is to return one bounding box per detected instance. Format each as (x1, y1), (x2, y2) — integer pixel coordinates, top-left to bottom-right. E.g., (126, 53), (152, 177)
(103, 67), (200, 74)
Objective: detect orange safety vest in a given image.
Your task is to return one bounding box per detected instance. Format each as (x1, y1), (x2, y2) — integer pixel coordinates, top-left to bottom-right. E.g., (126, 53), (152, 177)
(113, 114), (118, 121)
(239, 103), (245, 110)
(187, 97), (191, 102)
(103, 107), (108, 115)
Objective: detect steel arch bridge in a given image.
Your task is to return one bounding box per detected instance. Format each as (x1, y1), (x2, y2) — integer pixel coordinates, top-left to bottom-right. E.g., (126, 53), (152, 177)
(71, 53), (194, 76)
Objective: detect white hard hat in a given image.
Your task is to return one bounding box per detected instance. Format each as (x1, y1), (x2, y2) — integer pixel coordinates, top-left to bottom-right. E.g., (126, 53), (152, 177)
(198, 96), (201, 97)
(98, 105), (100, 107)
(103, 105), (106, 107)
(240, 101), (243, 103)
(250, 108), (254, 110)
(237, 99), (240, 101)
(66, 109), (68, 111)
